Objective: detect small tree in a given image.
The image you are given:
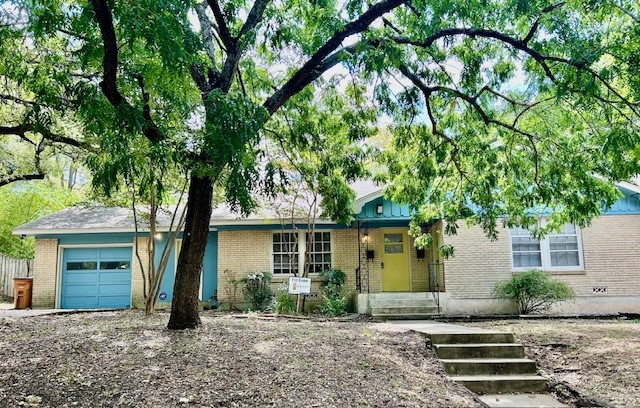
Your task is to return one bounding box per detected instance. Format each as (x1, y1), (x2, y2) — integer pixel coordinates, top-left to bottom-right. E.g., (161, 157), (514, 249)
(495, 269), (575, 315)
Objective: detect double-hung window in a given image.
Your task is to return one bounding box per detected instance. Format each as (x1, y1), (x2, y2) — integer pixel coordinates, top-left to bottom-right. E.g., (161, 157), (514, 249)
(307, 232), (332, 274)
(510, 222), (583, 271)
(272, 232), (299, 275)
(272, 231), (332, 275)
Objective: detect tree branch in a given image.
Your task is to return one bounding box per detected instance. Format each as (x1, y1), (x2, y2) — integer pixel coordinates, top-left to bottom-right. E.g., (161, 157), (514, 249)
(90, 0), (165, 143)
(399, 65), (542, 185)
(392, 28), (557, 81)
(238, 0), (270, 39)
(206, 0), (235, 49)
(0, 94), (36, 106)
(0, 124), (94, 151)
(0, 173), (45, 187)
(264, 0), (407, 114)
(195, 2), (219, 67)
(523, 2), (565, 44)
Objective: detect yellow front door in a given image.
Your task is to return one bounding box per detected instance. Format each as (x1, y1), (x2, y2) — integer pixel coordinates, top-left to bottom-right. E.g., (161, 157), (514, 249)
(381, 229), (410, 291)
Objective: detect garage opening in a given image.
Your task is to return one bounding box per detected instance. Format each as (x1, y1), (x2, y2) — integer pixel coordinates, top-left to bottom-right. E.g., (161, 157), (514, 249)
(61, 247), (132, 309)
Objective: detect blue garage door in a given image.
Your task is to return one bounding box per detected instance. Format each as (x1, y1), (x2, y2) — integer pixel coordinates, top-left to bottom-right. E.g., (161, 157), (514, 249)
(61, 247), (132, 309)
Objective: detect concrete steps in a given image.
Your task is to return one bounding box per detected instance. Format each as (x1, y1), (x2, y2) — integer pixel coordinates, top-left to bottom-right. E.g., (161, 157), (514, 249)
(385, 321), (563, 406)
(369, 292), (439, 320)
(427, 329), (547, 395)
(430, 332), (514, 344)
(441, 358), (538, 375)
(451, 375), (549, 394)
(434, 343), (526, 359)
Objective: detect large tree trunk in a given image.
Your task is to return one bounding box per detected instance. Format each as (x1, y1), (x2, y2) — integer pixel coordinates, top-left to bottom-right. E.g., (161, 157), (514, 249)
(167, 175), (213, 330)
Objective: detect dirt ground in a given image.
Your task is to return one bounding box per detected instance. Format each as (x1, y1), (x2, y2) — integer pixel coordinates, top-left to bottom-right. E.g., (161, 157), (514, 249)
(0, 311), (480, 407)
(468, 319), (640, 408)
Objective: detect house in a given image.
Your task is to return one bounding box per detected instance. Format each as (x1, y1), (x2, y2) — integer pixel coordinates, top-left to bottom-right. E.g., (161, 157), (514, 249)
(13, 180), (640, 315)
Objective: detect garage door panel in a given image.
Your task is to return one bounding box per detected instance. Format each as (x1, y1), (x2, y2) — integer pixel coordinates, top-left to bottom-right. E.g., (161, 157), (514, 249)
(99, 248), (132, 259)
(98, 283), (131, 295)
(65, 248), (102, 259)
(64, 271), (99, 285)
(62, 247), (132, 309)
(62, 296), (98, 308)
(98, 295), (131, 307)
(64, 284), (99, 296)
(98, 271), (130, 284)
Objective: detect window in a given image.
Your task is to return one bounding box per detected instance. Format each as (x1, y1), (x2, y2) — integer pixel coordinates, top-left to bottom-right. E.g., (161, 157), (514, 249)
(383, 233), (404, 254)
(272, 232), (299, 275)
(510, 222), (583, 271)
(66, 261), (97, 271)
(510, 227), (542, 268)
(272, 231), (332, 275)
(307, 232), (331, 273)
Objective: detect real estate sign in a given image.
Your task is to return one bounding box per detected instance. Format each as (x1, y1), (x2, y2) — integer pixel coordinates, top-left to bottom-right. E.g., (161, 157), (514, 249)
(288, 277), (311, 295)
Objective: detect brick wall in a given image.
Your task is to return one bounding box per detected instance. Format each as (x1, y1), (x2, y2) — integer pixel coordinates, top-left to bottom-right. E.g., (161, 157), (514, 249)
(32, 239), (58, 308)
(409, 234), (430, 291)
(217, 230), (271, 306)
(216, 227), (437, 308)
(442, 215), (640, 299)
(131, 237), (148, 307)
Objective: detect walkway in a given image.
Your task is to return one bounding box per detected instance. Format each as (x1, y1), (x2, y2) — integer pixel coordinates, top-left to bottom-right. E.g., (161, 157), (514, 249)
(0, 304), (112, 320)
(385, 320), (568, 408)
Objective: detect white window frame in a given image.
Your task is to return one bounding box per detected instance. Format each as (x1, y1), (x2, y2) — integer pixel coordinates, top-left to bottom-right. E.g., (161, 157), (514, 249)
(510, 220), (584, 273)
(270, 230), (334, 276)
(271, 231), (300, 275)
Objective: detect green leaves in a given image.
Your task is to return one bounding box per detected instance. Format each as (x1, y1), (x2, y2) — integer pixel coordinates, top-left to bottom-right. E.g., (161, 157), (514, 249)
(3, 0), (638, 249)
(0, 182), (82, 258)
(198, 90), (268, 214)
(495, 269), (575, 314)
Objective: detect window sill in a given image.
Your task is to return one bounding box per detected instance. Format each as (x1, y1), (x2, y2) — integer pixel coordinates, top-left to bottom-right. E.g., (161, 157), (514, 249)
(270, 274), (327, 282)
(511, 269), (586, 275)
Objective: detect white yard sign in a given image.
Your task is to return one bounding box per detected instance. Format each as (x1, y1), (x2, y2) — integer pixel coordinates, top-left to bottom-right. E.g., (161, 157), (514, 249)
(288, 277), (311, 295)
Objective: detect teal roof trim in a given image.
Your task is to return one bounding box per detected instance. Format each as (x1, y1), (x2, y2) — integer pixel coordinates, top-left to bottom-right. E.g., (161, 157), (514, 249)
(602, 190), (640, 215)
(216, 223), (350, 231)
(355, 197), (413, 221)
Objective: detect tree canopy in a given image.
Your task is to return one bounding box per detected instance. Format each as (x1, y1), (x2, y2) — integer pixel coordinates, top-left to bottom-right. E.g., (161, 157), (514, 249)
(1, 0), (638, 328)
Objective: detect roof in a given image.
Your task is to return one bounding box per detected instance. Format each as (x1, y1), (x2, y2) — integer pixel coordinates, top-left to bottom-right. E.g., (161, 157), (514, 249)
(13, 180), (386, 236)
(15, 178), (638, 236)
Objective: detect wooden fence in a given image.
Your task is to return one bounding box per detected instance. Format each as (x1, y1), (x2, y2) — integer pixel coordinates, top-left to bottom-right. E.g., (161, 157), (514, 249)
(0, 254), (33, 301)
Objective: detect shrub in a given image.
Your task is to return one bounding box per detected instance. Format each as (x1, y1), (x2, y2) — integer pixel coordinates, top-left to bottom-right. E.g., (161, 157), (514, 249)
(318, 294), (348, 316)
(319, 268), (347, 297)
(272, 291), (296, 314)
(495, 269), (575, 314)
(318, 268), (349, 316)
(241, 272), (273, 311)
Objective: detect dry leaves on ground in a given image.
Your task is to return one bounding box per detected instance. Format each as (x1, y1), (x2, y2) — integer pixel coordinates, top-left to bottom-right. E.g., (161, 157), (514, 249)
(0, 311), (480, 407)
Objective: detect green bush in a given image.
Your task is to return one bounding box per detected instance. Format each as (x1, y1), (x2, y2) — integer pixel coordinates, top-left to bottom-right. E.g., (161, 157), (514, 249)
(272, 292), (296, 314)
(495, 269), (575, 314)
(318, 294), (349, 316)
(241, 272), (273, 311)
(319, 268), (347, 297)
(318, 268), (349, 316)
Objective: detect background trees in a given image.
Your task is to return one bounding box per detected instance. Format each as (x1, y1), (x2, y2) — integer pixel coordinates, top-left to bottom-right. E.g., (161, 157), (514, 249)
(1, 0), (638, 328)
